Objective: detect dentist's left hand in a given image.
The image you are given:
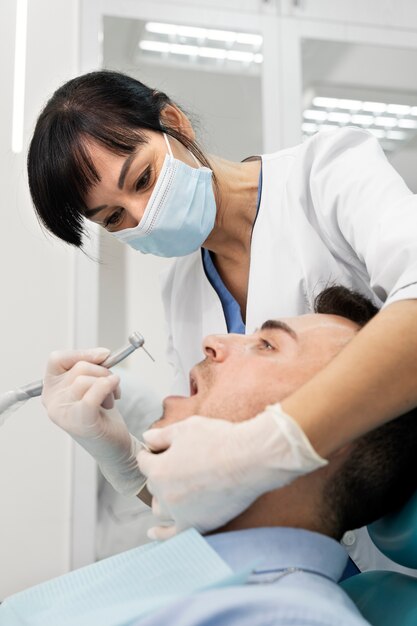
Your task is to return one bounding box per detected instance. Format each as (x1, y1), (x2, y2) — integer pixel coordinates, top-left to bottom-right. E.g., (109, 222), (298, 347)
(42, 348), (145, 497)
(137, 406), (327, 539)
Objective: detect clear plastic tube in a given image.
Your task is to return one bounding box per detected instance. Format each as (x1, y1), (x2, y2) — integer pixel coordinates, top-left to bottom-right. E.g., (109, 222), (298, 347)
(0, 389), (31, 426)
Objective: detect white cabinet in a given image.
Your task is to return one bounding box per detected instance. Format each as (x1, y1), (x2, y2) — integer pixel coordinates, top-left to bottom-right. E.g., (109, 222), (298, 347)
(280, 0), (417, 31)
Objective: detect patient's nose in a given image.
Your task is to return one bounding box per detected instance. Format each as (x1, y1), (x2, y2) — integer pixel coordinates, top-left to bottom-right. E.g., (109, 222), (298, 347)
(203, 334), (230, 362)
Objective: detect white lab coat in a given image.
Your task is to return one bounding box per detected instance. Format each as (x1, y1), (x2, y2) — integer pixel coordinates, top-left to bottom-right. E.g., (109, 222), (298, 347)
(161, 126), (417, 573)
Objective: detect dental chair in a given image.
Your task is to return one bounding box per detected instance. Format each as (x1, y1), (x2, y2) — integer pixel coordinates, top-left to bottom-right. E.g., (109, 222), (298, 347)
(341, 491), (417, 625)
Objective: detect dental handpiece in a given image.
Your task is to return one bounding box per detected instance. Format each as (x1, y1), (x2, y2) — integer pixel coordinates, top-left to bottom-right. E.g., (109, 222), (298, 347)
(0, 332), (154, 420)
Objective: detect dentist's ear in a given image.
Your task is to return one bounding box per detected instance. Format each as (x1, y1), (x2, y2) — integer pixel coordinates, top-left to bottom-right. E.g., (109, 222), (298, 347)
(160, 104), (195, 141)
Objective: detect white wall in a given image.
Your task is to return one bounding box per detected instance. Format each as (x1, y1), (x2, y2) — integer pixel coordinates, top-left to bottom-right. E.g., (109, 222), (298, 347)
(0, 0), (79, 598)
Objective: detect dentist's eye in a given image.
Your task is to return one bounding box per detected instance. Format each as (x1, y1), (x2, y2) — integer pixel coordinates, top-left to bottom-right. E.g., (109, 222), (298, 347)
(135, 166), (152, 191)
(104, 208), (124, 229)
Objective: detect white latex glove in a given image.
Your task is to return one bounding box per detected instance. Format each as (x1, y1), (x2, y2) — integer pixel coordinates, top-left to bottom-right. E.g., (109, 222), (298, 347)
(42, 348), (145, 497)
(138, 404), (327, 540)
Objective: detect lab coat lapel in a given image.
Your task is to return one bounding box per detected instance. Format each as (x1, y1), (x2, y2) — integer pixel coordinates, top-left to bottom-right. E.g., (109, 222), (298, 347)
(245, 158), (309, 334)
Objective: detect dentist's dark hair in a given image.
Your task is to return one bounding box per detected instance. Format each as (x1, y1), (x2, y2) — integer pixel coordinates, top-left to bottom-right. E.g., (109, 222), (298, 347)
(27, 70), (213, 247)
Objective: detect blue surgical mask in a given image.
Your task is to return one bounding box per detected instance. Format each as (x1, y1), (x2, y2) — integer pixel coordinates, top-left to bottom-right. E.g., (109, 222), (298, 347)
(111, 134), (216, 257)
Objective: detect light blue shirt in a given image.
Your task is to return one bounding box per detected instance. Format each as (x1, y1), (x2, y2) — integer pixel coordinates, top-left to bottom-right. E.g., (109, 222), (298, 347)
(136, 527), (370, 626)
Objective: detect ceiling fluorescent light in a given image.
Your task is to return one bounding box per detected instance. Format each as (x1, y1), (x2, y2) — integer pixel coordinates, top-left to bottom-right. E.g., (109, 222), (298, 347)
(336, 99), (362, 110)
(327, 112), (351, 124)
(375, 116), (397, 128)
(140, 25), (263, 69)
(145, 22), (262, 49)
(303, 110), (328, 121)
(227, 50), (255, 63)
(386, 104), (411, 115)
(304, 90), (417, 153)
(235, 33), (263, 46)
(171, 43), (199, 56)
(368, 129), (386, 139)
(206, 29), (237, 43)
(198, 46), (226, 60)
(386, 130), (407, 141)
(362, 101), (387, 113)
(350, 114), (373, 126)
(141, 41), (259, 63)
(139, 40), (171, 53)
(302, 122), (317, 133)
(145, 22), (177, 35)
(312, 97), (336, 108)
(176, 25), (208, 39)
(398, 118), (417, 129)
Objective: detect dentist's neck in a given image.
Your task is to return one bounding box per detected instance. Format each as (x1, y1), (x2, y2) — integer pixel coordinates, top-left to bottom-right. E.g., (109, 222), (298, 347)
(203, 156), (261, 264)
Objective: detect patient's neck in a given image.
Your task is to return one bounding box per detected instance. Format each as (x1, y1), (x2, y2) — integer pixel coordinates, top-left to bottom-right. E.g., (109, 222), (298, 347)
(216, 467), (332, 537)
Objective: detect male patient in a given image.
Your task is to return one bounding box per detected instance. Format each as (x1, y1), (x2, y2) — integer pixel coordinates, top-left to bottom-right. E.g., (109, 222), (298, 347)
(40, 286), (417, 625)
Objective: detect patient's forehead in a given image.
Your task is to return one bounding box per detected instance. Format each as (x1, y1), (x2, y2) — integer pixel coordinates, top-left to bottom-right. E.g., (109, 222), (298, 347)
(278, 313), (359, 337)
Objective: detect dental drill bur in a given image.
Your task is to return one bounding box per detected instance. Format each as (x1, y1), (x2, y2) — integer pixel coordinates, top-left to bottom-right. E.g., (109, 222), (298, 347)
(0, 331), (154, 422)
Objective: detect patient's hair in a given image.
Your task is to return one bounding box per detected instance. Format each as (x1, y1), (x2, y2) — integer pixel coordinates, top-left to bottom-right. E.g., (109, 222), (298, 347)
(314, 285), (379, 325)
(326, 408), (417, 539)
(314, 286), (417, 539)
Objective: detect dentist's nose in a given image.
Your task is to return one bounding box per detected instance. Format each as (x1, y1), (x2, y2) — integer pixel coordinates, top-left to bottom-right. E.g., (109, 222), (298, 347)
(122, 200), (146, 228)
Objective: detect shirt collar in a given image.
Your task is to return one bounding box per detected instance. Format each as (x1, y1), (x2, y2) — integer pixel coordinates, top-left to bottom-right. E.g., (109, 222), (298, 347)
(205, 527), (348, 583)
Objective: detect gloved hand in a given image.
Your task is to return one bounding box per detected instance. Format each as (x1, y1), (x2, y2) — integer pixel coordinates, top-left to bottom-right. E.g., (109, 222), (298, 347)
(138, 404), (327, 539)
(42, 348), (146, 497)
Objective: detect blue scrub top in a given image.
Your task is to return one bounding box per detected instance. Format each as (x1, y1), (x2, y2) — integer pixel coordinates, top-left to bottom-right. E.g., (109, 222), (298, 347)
(202, 163), (263, 334)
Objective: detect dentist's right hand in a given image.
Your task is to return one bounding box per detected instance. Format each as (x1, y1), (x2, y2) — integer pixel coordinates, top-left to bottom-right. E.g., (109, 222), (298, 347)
(42, 348), (145, 497)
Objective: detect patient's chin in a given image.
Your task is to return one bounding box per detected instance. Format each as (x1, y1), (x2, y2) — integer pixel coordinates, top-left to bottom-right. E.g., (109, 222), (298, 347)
(156, 395), (199, 426)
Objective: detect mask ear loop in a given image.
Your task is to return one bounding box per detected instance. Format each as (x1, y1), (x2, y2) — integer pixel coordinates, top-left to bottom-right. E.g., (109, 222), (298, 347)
(163, 132), (201, 167)
(163, 133), (173, 157)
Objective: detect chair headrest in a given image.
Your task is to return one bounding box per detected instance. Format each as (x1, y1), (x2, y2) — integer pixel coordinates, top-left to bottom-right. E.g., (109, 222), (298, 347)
(368, 491), (417, 569)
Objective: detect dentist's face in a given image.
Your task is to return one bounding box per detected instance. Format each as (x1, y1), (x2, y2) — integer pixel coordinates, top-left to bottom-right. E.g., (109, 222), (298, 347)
(83, 131), (198, 233)
(156, 314), (358, 427)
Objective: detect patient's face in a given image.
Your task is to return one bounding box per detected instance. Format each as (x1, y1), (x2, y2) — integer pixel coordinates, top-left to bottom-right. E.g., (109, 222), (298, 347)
(157, 313), (358, 427)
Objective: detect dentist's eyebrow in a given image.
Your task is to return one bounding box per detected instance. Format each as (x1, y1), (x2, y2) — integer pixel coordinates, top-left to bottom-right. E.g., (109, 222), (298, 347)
(260, 319), (298, 340)
(84, 204), (108, 218)
(118, 153), (137, 189)
(83, 152), (138, 217)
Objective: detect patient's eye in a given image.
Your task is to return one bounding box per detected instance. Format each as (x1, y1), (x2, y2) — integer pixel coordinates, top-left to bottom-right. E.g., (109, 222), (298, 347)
(259, 338), (274, 351)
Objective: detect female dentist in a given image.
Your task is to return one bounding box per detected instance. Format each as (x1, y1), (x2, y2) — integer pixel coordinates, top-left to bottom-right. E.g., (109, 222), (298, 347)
(30, 71), (417, 560)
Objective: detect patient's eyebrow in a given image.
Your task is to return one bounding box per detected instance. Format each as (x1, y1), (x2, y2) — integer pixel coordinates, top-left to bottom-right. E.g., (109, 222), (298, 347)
(260, 319), (298, 340)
